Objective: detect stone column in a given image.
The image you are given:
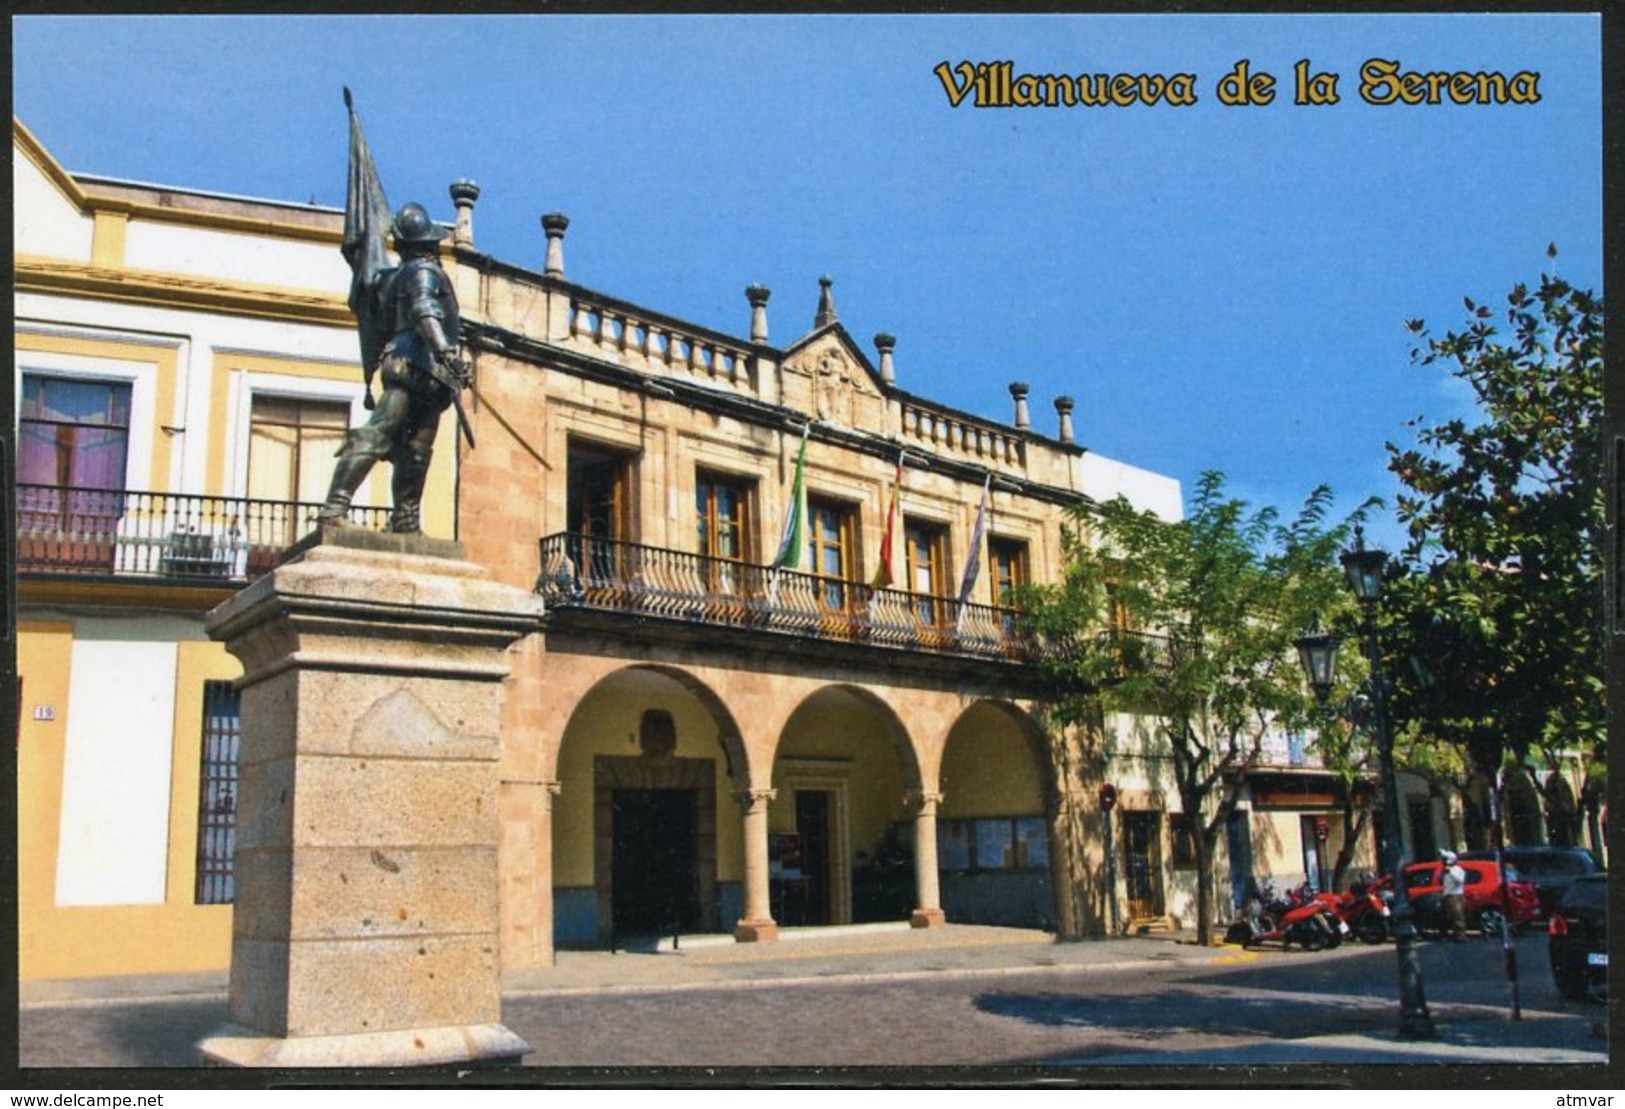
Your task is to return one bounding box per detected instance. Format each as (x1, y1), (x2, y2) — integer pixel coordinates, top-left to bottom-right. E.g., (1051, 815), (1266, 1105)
(541, 212), (570, 278)
(1055, 395), (1076, 444)
(909, 789), (946, 929)
(733, 787), (779, 943)
(1009, 381), (1031, 429)
(874, 333), (897, 385)
(449, 180), (480, 248)
(196, 529), (544, 1068)
(746, 284), (771, 344)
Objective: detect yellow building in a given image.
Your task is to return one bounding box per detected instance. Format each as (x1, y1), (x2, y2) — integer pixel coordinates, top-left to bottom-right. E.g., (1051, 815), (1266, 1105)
(13, 119), (454, 979)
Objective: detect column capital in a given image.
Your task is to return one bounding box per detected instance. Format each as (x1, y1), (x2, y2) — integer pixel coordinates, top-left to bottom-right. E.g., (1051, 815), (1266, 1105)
(734, 786), (777, 808)
(906, 788), (945, 812)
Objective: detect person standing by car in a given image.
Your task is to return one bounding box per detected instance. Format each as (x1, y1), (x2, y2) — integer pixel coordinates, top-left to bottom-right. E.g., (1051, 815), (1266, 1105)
(1440, 850), (1468, 941)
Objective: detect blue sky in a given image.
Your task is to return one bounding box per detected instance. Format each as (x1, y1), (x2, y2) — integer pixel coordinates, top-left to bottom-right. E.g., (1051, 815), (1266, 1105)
(13, 14), (1604, 551)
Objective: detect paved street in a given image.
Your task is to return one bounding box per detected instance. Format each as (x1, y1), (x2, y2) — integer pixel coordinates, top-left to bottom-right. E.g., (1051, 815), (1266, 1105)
(16, 925), (1611, 1079)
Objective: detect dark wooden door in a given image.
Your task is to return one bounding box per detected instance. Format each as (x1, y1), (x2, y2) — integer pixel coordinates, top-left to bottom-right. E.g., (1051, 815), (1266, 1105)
(796, 790), (834, 926)
(611, 788), (699, 936)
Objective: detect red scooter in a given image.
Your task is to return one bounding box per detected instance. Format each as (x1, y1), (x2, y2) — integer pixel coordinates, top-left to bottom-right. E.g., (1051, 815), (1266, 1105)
(1226, 879), (1346, 950)
(1316, 876), (1393, 945)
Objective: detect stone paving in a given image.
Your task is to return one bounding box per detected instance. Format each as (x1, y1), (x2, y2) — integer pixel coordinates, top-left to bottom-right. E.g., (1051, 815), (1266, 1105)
(14, 924), (1612, 1074)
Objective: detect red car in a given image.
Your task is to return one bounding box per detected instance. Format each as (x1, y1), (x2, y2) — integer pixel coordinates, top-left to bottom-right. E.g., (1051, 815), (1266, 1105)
(1373, 859), (1542, 937)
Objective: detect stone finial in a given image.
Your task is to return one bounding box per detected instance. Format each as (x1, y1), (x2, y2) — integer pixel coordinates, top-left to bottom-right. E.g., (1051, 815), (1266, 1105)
(541, 211), (570, 277)
(874, 333), (896, 385)
(1054, 395), (1076, 444)
(449, 180), (480, 247)
(746, 284), (771, 343)
(1009, 381), (1031, 429)
(814, 275), (838, 329)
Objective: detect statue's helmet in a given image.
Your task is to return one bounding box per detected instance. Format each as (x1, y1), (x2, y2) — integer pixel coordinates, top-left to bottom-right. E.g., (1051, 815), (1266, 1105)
(391, 202), (447, 248)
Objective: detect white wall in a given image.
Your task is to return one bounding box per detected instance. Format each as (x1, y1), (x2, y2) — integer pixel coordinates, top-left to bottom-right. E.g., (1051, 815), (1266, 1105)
(54, 627), (179, 906)
(124, 220), (350, 292)
(14, 145), (93, 261)
(1079, 452), (1183, 521)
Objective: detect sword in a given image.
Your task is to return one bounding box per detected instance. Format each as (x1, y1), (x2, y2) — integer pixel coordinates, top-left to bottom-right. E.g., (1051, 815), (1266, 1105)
(425, 352), (477, 450)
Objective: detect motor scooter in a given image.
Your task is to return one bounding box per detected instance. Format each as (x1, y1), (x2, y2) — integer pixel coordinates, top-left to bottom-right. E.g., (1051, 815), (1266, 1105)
(1316, 877), (1392, 944)
(1225, 879), (1345, 950)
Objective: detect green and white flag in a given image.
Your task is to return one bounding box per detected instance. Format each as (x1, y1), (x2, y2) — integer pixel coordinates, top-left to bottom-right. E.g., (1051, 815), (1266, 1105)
(772, 423), (810, 569)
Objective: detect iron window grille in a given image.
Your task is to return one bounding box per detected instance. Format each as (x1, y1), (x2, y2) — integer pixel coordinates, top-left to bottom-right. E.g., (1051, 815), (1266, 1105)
(195, 680), (241, 904)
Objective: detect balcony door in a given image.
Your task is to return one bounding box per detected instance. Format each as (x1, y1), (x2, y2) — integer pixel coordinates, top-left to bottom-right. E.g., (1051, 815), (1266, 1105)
(567, 443), (634, 592)
(17, 374), (132, 572)
(247, 395), (349, 558)
(904, 519), (949, 635)
(806, 497), (858, 630)
(696, 471), (754, 601)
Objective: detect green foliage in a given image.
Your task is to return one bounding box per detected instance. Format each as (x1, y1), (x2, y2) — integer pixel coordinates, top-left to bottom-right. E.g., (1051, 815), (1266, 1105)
(1384, 267), (1604, 780)
(1027, 472), (1374, 936)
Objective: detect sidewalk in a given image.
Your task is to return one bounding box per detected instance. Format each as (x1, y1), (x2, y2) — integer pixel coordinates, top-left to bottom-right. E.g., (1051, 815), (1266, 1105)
(17, 924), (1611, 1070)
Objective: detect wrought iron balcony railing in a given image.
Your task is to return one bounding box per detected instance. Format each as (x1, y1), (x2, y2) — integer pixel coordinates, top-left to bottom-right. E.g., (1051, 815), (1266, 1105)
(15, 484), (390, 583)
(537, 532), (1053, 663)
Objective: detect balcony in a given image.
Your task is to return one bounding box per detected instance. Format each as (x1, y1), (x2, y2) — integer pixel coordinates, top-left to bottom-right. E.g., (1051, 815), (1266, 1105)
(15, 484), (390, 585)
(537, 532), (1053, 664)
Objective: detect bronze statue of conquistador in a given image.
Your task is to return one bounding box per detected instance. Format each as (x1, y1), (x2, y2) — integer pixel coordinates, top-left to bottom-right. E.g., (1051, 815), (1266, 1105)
(320, 88), (473, 536)
(317, 201), (469, 534)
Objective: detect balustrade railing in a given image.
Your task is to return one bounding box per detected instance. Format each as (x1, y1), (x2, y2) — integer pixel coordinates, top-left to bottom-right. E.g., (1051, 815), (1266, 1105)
(15, 484), (390, 582)
(564, 293), (756, 393)
(900, 399), (1027, 470)
(537, 532), (1049, 663)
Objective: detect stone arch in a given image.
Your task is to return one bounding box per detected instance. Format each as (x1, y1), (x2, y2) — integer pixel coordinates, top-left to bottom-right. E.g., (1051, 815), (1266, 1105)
(935, 699), (1056, 929)
(550, 663), (750, 946)
(937, 699), (1053, 802)
(769, 683), (924, 927)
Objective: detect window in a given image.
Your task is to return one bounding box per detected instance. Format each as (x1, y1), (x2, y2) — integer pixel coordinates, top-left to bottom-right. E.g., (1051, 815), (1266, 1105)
(18, 374), (133, 571)
(19, 374), (132, 491)
(247, 395), (349, 506)
(937, 817), (1049, 871)
(1103, 580), (1133, 632)
(904, 519), (949, 624)
(989, 538), (1029, 608)
(1170, 812), (1199, 870)
(195, 681), (241, 905)
(806, 497), (857, 612)
(567, 443), (632, 540)
(567, 442), (635, 587)
(696, 471), (754, 593)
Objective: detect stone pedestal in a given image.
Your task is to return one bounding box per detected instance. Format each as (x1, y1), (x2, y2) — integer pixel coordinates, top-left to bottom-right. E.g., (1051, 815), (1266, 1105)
(196, 529), (543, 1068)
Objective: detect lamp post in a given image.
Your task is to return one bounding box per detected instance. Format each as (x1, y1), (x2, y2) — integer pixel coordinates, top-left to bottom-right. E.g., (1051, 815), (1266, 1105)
(1295, 529), (1436, 1040)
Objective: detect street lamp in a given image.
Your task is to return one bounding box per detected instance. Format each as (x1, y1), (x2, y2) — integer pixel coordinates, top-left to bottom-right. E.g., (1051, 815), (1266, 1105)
(1294, 527), (1436, 1040)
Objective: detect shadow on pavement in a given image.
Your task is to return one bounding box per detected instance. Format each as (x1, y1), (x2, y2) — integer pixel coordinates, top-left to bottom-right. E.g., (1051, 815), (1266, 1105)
(21, 997), (226, 1069)
(973, 986), (1392, 1041)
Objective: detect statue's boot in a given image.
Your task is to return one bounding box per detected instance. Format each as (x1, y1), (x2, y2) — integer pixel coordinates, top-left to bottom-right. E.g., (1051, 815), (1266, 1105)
(316, 454), (374, 526)
(389, 447), (432, 534)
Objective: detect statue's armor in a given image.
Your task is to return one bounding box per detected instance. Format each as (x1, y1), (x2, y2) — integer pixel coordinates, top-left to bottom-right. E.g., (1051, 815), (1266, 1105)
(376, 256), (461, 382)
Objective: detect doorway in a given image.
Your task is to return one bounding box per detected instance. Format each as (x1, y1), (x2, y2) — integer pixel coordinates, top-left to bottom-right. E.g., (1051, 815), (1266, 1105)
(1226, 809), (1254, 913)
(1122, 811), (1165, 920)
(610, 788), (699, 937)
(793, 790), (834, 926)
(594, 754), (717, 943)
(1299, 814), (1329, 892)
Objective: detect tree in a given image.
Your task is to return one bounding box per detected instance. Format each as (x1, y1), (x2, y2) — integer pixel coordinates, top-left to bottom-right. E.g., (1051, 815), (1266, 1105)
(1384, 264), (1604, 831)
(1028, 472), (1367, 944)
